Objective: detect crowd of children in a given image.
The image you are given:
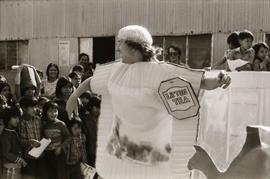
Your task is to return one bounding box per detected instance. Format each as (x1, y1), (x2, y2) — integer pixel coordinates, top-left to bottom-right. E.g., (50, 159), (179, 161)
(0, 53), (100, 179)
(213, 30), (270, 71)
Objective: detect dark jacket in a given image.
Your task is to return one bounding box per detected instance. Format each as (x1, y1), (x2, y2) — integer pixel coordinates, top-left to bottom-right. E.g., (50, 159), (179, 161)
(0, 128), (23, 164)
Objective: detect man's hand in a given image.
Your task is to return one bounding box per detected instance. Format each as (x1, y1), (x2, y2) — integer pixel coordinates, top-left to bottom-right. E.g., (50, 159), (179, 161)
(218, 70), (231, 89)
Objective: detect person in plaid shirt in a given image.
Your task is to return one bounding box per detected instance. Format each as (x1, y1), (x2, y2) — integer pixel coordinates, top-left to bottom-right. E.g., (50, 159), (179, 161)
(18, 96), (47, 179)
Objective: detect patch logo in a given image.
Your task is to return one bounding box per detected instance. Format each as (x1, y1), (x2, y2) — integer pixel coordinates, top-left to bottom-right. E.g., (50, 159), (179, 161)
(158, 77), (200, 120)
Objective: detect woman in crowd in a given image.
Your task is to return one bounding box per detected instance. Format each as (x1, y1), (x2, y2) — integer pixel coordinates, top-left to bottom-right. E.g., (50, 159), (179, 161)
(42, 63), (60, 99)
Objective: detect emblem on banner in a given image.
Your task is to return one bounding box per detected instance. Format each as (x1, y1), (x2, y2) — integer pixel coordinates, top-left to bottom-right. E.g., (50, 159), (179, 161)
(158, 77), (200, 120)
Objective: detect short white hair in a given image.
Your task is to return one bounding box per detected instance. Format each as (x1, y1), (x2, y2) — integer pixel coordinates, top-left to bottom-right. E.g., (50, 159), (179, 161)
(117, 25), (153, 45)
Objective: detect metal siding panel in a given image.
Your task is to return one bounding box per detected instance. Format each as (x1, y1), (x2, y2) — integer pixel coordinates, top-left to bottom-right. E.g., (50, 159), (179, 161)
(187, 0), (203, 34)
(65, 1), (79, 37)
(212, 33), (228, 68)
(2, 2), (15, 40)
(262, 0), (270, 31)
(119, 0), (149, 30)
(33, 1), (48, 38)
(78, 1), (104, 36)
(201, 0), (211, 33)
(0, 1), (270, 38)
(18, 1), (33, 39)
(29, 38), (78, 74)
(0, 2), (5, 40)
(173, 0), (189, 34)
(148, 0), (174, 35)
(47, 1), (65, 38)
(103, 0), (120, 36)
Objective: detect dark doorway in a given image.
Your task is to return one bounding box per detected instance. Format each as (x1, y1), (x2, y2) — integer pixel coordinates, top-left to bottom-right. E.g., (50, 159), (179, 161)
(93, 37), (115, 65)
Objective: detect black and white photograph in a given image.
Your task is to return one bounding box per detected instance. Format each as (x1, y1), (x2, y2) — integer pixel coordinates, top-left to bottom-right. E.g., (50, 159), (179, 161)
(0, 0), (269, 179)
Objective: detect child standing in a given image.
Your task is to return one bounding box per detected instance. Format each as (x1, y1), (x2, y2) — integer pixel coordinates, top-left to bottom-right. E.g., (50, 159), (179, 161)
(82, 96), (101, 167)
(252, 42), (269, 71)
(71, 65), (84, 77)
(78, 91), (91, 119)
(226, 30), (255, 71)
(0, 106), (27, 179)
(68, 72), (82, 89)
(212, 31), (240, 70)
(66, 119), (87, 179)
(36, 97), (50, 118)
(42, 101), (70, 179)
(54, 76), (75, 124)
(18, 96), (46, 179)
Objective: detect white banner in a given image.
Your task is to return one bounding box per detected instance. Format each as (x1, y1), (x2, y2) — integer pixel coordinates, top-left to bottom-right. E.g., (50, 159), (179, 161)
(198, 71), (270, 173)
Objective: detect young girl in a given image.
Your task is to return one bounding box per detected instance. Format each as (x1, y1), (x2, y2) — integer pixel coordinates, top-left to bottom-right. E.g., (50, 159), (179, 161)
(42, 101), (70, 179)
(252, 42), (269, 71)
(68, 72), (82, 89)
(66, 119), (87, 179)
(1, 106), (27, 179)
(0, 82), (17, 106)
(54, 76), (80, 124)
(36, 97), (50, 118)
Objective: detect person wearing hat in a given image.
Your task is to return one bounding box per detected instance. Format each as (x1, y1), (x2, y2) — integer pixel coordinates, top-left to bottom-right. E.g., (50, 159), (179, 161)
(14, 64), (41, 99)
(17, 96), (46, 179)
(66, 25), (231, 179)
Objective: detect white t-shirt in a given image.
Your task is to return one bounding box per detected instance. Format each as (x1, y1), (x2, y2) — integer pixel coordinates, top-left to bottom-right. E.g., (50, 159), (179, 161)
(43, 79), (58, 96)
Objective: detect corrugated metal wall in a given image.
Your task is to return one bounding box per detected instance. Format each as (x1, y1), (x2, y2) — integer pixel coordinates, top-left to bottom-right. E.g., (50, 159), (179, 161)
(0, 0), (270, 69)
(29, 38), (78, 74)
(1, 0), (270, 38)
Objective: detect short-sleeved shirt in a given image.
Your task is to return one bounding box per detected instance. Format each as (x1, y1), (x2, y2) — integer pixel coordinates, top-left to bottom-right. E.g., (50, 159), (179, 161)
(42, 79), (58, 97)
